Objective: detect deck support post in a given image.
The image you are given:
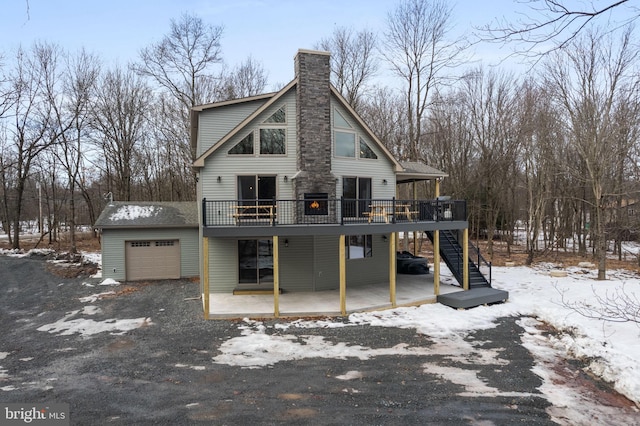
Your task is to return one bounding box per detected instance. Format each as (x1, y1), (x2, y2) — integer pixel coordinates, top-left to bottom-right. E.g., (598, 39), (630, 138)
(463, 228), (469, 290)
(339, 235), (346, 315)
(433, 231), (440, 296)
(389, 232), (396, 306)
(273, 235), (280, 317)
(203, 237), (210, 319)
(433, 178), (441, 296)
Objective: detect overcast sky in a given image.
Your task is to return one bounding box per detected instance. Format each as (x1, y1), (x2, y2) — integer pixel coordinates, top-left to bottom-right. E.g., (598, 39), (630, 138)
(1, 0), (528, 87)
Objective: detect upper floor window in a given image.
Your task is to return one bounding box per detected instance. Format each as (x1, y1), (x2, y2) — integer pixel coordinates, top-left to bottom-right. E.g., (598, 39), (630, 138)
(260, 129), (286, 154)
(335, 131), (356, 157)
(334, 110), (352, 129)
(264, 106), (286, 123)
(359, 137), (377, 159)
(334, 108), (377, 160)
(228, 133), (254, 155)
(228, 105), (287, 156)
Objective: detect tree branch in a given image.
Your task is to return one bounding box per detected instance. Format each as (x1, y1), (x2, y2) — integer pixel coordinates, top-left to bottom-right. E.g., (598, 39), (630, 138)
(476, 0), (637, 57)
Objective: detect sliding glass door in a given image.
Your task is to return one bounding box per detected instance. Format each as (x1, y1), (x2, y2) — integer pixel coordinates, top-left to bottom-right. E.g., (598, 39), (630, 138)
(237, 175), (276, 206)
(238, 239), (274, 285)
(342, 177), (371, 217)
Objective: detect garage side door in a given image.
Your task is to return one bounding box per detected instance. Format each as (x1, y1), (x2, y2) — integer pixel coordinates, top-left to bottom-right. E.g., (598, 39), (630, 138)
(125, 240), (180, 281)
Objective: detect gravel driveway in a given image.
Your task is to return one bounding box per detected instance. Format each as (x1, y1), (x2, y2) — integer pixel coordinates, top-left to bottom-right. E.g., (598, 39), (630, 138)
(0, 255), (636, 425)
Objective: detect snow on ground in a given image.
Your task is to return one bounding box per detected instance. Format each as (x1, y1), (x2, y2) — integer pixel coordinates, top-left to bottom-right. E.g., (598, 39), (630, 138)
(213, 263), (640, 408)
(3, 245), (640, 413)
(36, 309), (152, 337)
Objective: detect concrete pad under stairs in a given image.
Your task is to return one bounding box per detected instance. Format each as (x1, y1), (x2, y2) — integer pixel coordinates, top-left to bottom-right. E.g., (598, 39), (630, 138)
(437, 287), (509, 309)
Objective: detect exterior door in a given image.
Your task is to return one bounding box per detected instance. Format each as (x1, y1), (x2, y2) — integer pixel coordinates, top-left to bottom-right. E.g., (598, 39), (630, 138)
(343, 177), (372, 217)
(237, 175), (276, 206)
(238, 239), (274, 285)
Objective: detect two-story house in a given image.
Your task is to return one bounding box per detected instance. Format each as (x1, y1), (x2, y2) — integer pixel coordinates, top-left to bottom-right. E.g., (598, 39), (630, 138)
(191, 49), (506, 318)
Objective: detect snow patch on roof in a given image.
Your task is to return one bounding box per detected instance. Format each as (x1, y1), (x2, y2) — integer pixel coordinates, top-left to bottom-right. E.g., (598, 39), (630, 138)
(109, 205), (160, 221)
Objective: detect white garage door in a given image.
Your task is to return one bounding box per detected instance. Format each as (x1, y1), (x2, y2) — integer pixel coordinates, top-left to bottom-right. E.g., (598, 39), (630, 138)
(125, 240), (180, 281)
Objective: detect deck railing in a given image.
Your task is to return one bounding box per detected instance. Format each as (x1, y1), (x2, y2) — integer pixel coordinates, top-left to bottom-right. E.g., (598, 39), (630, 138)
(202, 197), (466, 227)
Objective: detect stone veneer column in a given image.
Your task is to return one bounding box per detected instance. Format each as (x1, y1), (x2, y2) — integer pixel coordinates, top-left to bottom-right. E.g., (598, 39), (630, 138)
(294, 49), (335, 200)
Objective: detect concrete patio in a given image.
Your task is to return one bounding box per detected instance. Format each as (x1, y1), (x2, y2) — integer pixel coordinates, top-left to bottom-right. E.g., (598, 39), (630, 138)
(207, 273), (462, 319)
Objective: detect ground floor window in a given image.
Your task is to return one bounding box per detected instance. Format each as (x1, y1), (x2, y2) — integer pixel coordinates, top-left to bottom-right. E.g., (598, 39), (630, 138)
(346, 235), (372, 259)
(238, 239), (274, 285)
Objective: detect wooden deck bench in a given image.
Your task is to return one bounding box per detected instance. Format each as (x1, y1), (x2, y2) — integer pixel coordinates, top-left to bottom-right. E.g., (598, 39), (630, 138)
(231, 205), (276, 224)
(395, 204), (418, 221)
(364, 206), (393, 223)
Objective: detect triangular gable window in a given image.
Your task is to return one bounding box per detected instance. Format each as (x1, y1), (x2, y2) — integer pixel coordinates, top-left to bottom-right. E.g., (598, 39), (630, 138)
(264, 106), (285, 123)
(334, 109), (352, 129)
(359, 137), (377, 159)
(228, 133), (254, 155)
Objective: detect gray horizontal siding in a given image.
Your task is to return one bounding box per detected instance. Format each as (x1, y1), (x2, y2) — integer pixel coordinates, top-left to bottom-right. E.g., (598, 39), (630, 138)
(331, 100), (397, 199)
(279, 236), (314, 291)
(208, 237), (237, 293)
(203, 234), (394, 293)
(197, 99), (268, 156)
(313, 235), (340, 290)
(346, 236), (390, 287)
(199, 92), (298, 202)
(101, 228), (199, 281)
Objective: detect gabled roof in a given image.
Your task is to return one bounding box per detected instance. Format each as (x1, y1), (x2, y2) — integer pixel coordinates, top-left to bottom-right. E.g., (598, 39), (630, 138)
(397, 161), (448, 183)
(191, 91), (278, 112)
(95, 201), (198, 229)
(193, 79), (297, 167)
(191, 79), (404, 172)
(329, 86), (403, 172)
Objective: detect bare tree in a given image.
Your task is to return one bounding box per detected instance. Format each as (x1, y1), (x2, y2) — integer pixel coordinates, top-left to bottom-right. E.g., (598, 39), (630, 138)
(478, 0), (638, 57)
(558, 283), (640, 323)
(0, 52), (15, 118)
(382, 0), (464, 161)
(317, 26), (378, 112)
(516, 81), (563, 264)
(91, 66), (151, 201)
(0, 125), (16, 245)
(543, 28), (639, 279)
(428, 89), (475, 199)
(51, 49), (100, 254)
(141, 94), (197, 201)
(358, 85), (406, 157)
(5, 43), (67, 249)
(461, 67), (521, 257)
(135, 13), (223, 109)
(133, 13), (223, 165)
(215, 56), (269, 100)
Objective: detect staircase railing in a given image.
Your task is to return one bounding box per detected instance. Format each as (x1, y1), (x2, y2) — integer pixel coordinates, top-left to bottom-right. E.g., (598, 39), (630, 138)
(468, 240), (492, 285)
(428, 230), (492, 287)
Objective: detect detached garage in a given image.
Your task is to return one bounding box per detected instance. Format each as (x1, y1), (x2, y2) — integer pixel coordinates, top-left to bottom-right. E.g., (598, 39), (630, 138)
(95, 202), (199, 281)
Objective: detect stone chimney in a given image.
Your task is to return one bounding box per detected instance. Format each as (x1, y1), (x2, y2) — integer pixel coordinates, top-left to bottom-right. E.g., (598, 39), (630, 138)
(293, 49), (335, 201)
